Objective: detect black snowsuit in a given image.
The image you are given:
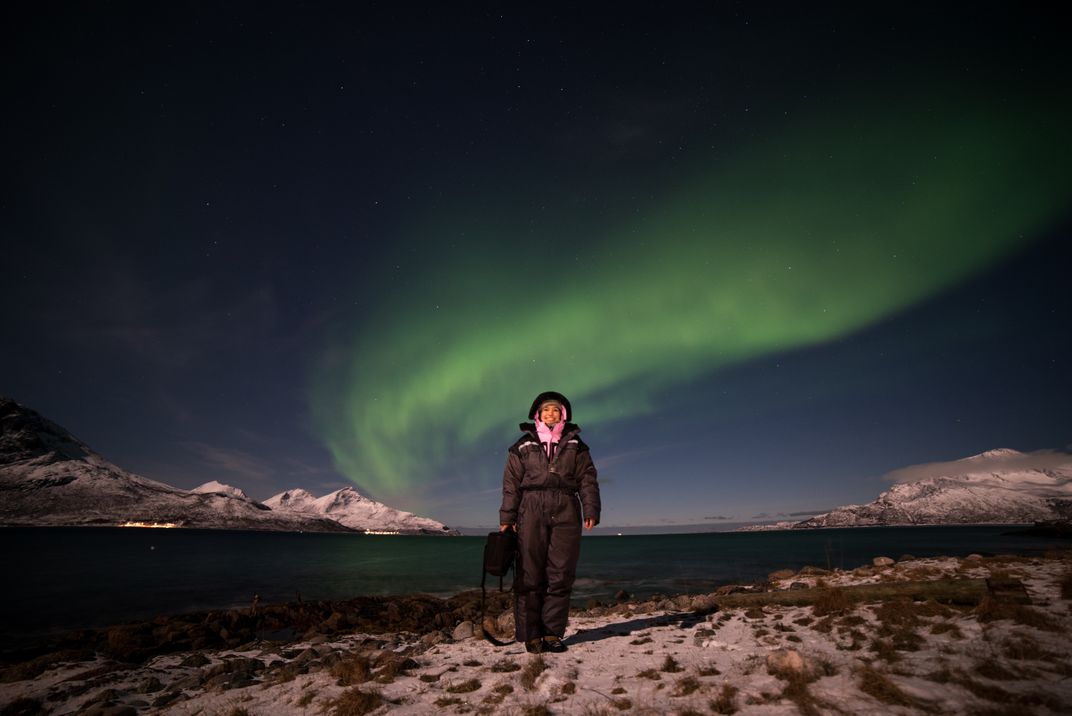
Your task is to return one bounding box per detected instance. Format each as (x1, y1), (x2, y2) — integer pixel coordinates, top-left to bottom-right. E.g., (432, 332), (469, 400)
(499, 415), (600, 642)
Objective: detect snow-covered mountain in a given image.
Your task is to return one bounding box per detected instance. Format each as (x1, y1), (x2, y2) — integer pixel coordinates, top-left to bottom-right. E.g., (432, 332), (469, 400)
(265, 486), (460, 535)
(0, 397), (455, 534)
(191, 480), (253, 501)
(794, 448), (1072, 528)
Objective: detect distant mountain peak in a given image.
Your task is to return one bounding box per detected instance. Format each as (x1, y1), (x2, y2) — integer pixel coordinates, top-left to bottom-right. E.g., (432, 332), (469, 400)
(192, 481), (251, 501)
(266, 485), (459, 535)
(960, 448), (1024, 462)
(0, 396), (94, 466)
(790, 448), (1072, 529)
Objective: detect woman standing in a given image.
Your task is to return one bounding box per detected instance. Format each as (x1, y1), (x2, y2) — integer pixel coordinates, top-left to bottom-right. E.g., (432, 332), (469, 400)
(499, 390), (601, 653)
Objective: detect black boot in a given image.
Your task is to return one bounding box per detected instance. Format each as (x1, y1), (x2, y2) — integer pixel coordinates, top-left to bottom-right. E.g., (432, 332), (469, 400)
(542, 636), (567, 653)
(525, 638), (544, 654)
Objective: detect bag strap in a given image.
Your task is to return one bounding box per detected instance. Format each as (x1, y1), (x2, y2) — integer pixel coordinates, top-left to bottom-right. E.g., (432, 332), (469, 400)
(480, 550), (516, 647)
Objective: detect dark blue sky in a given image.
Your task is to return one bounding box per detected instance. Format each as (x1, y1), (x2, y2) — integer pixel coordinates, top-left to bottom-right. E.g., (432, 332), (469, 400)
(2, 3), (1069, 529)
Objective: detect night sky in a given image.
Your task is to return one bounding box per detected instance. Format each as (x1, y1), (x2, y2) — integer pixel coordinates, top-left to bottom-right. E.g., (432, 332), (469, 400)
(4, 3), (1070, 530)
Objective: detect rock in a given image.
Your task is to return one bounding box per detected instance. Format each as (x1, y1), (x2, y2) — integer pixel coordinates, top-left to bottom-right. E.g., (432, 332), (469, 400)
(205, 657), (262, 677)
(766, 649), (821, 681)
(798, 566), (832, 576)
(292, 648), (319, 665)
(419, 631), (446, 648)
(898, 554), (916, 562)
(180, 653), (210, 668)
(307, 635), (330, 645)
(768, 569), (796, 581)
(872, 556), (895, 567)
(965, 553), (984, 561)
(452, 620), (475, 641)
(497, 610), (515, 635)
(135, 676), (164, 693)
(170, 673), (206, 691)
(82, 705), (137, 716)
(788, 582), (810, 591)
(614, 589), (631, 601)
(852, 566), (875, 577)
(151, 692), (182, 708)
(690, 595), (718, 613)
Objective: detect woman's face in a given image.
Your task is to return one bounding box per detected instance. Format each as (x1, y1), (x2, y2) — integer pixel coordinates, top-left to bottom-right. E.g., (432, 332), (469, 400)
(539, 403), (562, 427)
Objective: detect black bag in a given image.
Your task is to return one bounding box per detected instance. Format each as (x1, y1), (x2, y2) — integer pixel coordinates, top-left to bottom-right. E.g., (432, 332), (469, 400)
(480, 529), (517, 646)
(483, 530), (517, 578)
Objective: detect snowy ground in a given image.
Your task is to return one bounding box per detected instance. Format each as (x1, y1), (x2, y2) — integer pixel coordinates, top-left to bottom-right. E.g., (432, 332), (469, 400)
(2, 553), (1071, 715)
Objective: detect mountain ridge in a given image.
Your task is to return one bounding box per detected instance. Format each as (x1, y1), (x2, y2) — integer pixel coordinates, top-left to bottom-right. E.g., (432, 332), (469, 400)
(0, 397), (457, 535)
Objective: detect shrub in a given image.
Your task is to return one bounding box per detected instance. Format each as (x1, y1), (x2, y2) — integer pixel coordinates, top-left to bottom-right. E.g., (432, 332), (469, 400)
(660, 655), (683, 673)
(330, 654), (371, 686)
(446, 678), (481, 693)
(710, 684), (739, 714)
(857, 665), (915, 707)
(329, 687), (383, 716)
(520, 656), (547, 691)
(812, 587), (852, 616)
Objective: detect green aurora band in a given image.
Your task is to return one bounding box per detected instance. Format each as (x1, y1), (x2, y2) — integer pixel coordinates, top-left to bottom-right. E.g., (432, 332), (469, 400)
(311, 91), (1070, 505)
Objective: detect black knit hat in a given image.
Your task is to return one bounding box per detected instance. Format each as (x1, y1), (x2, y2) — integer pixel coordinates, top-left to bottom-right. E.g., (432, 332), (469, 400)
(528, 391), (572, 421)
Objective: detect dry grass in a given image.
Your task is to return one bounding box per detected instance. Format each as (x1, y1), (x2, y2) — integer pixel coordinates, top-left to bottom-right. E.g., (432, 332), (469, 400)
(490, 658), (521, 673)
(697, 664), (721, 676)
(812, 586), (852, 616)
(636, 668), (661, 680)
(520, 706), (553, 716)
(660, 655), (684, 673)
(929, 621), (964, 638)
(328, 687), (384, 716)
(857, 665), (916, 708)
(434, 696), (462, 707)
(296, 690), (316, 707)
(673, 675), (702, 696)
(950, 670), (1062, 710)
(629, 636), (652, 645)
(225, 709), (250, 716)
(780, 670), (826, 716)
(520, 655), (548, 691)
(974, 595), (1062, 632)
(446, 678), (482, 693)
(998, 634), (1059, 661)
(710, 683), (739, 714)
(974, 660), (1022, 681)
(870, 638), (901, 663)
(330, 654), (372, 686)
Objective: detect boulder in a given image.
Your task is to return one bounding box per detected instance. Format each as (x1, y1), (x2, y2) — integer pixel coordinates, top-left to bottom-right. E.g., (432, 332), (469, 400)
(766, 648), (821, 681)
(872, 556), (895, 567)
(452, 621), (475, 641)
(768, 569), (796, 581)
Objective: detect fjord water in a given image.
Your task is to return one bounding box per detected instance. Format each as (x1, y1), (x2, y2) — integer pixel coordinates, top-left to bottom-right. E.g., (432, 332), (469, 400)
(0, 526), (1061, 649)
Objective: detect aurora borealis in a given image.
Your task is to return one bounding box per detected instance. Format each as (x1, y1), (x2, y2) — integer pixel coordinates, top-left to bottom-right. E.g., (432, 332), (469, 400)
(313, 89), (1070, 503)
(4, 3), (1071, 529)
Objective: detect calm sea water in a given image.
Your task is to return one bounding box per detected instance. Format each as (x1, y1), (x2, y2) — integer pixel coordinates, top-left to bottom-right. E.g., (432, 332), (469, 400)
(0, 525), (1062, 649)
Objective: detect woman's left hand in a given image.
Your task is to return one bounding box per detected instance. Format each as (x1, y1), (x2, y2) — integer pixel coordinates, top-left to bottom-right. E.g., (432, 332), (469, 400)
(584, 518), (596, 530)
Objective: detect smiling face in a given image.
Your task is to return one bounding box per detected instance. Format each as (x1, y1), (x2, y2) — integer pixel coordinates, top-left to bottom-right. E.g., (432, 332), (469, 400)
(539, 403), (562, 427)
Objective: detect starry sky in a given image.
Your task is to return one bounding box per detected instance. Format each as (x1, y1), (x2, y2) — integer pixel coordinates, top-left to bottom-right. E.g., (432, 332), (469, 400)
(3, 3), (1070, 531)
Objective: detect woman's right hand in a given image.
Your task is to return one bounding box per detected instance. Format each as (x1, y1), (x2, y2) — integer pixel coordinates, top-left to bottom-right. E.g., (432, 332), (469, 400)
(500, 523), (516, 532)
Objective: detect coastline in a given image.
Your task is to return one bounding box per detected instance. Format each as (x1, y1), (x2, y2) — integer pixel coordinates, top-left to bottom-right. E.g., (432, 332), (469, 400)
(2, 551), (1071, 714)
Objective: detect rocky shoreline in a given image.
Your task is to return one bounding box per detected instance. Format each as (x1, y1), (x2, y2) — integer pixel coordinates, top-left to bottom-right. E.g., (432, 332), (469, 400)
(2, 552), (1071, 714)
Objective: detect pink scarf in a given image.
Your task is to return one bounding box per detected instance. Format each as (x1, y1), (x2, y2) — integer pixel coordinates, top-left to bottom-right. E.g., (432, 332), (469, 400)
(533, 404), (567, 460)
